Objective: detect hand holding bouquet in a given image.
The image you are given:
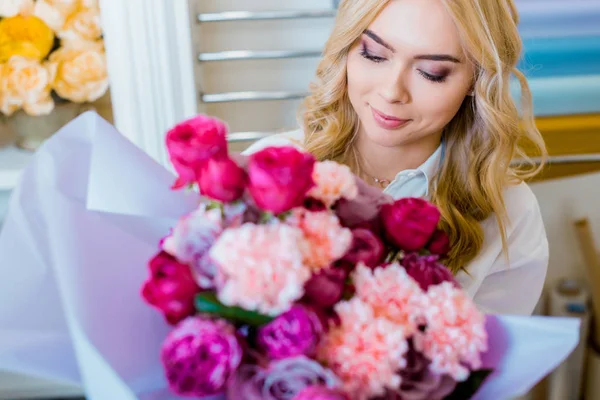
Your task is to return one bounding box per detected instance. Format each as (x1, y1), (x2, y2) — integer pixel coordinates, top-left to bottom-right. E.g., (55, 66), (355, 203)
(142, 114), (494, 400)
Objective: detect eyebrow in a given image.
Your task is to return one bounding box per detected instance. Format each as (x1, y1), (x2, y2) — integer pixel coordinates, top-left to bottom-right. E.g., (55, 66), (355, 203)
(362, 29), (462, 63)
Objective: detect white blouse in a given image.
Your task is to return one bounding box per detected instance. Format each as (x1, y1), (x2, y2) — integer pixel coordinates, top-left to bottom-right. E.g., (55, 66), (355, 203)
(242, 130), (549, 316)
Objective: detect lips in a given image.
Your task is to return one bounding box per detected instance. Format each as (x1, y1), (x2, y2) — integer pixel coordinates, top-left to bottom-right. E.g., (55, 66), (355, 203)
(370, 106), (410, 130)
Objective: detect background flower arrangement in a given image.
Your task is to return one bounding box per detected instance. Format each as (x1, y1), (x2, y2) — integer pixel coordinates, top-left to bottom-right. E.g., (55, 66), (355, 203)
(0, 0), (109, 146)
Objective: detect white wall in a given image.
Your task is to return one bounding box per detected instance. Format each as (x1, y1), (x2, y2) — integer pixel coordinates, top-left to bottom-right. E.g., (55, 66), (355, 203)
(531, 172), (600, 293)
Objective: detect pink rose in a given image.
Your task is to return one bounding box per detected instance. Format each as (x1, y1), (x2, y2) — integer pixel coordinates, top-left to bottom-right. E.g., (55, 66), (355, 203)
(227, 357), (340, 400)
(247, 146), (316, 214)
(303, 267), (347, 308)
(161, 205), (223, 289)
(427, 229), (450, 256)
(198, 156), (247, 203)
(381, 198), (441, 251)
(165, 114), (228, 189)
(341, 228), (386, 268)
(141, 251), (200, 325)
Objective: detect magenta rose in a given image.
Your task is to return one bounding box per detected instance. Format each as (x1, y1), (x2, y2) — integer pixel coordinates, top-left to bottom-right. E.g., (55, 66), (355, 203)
(341, 228), (386, 268)
(198, 156), (247, 203)
(161, 316), (242, 397)
(304, 267), (347, 308)
(294, 386), (350, 400)
(165, 114), (228, 189)
(141, 251), (200, 325)
(247, 146), (316, 214)
(401, 253), (459, 291)
(427, 229), (450, 256)
(381, 198), (441, 251)
(257, 305), (323, 360)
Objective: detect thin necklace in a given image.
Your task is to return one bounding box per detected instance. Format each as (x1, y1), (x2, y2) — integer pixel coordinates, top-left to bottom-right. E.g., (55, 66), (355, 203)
(352, 147), (392, 189)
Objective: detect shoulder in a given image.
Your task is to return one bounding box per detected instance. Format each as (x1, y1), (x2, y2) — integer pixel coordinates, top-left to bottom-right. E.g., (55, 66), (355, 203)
(241, 129), (306, 155)
(501, 181), (545, 232)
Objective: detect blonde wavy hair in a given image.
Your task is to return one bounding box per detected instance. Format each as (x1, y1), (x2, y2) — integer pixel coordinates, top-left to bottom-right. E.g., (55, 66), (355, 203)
(301, 0), (547, 273)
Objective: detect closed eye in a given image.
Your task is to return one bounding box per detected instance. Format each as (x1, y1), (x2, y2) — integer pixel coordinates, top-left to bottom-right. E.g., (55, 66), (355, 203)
(360, 43), (386, 63)
(418, 70), (447, 83)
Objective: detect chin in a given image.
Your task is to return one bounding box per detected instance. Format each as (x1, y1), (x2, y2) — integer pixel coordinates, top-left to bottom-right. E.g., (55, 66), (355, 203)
(363, 123), (411, 148)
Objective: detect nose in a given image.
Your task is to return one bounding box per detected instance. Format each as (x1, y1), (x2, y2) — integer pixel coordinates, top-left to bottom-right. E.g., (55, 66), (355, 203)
(378, 68), (410, 104)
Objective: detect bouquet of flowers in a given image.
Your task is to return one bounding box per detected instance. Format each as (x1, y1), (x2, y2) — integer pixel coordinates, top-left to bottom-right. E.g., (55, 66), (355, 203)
(140, 115), (517, 399)
(0, 0), (108, 117)
(0, 111), (580, 400)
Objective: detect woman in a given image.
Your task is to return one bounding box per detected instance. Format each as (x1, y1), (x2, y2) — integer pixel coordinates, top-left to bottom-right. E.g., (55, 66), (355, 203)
(244, 0), (549, 315)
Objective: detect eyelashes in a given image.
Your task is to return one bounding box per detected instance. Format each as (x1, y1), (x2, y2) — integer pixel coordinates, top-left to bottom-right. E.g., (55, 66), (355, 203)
(359, 43), (386, 63)
(359, 43), (448, 83)
(417, 70), (447, 83)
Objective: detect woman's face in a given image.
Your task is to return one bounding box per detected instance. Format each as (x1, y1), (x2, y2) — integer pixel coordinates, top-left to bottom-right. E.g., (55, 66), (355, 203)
(346, 0), (475, 149)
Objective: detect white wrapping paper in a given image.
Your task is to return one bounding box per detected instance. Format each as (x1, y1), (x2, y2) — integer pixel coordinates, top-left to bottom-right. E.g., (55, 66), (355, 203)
(0, 112), (581, 399)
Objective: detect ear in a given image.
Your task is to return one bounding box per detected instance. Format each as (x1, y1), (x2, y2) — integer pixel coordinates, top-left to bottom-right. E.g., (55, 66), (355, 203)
(467, 84), (475, 97)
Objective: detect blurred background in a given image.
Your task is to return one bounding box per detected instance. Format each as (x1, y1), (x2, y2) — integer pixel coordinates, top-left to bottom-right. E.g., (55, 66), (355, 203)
(0, 0), (599, 399)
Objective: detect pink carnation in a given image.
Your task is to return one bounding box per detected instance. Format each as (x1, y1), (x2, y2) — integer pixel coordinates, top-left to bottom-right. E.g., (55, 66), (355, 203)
(318, 298), (408, 400)
(209, 223), (311, 316)
(415, 282), (488, 381)
(308, 161), (358, 207)
(288, 209), (352, 271)
(353, 263), (426, 336)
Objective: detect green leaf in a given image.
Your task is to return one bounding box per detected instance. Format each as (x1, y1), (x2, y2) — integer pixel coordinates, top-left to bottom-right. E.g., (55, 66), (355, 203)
(259, 211), (275, 224)
(444, 369), (494, 400)
(194, 292), (274, 327)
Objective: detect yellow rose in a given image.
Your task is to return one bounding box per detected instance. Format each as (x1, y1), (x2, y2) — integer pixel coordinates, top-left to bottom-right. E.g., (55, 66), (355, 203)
(59, 6), (102, 42)
(0, 15), (55, 62)
(0, 56), (54, 116)
(80, 0), (99, 9)
(33, 0), (79, 32)
(48, 40), (109, 103)
(0, 0), (34, 18)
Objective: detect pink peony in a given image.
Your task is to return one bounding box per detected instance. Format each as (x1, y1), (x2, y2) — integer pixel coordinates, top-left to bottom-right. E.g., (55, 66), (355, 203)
(227, 356), (341, 400)
(161, 316), (242, 397)
(161, 204), (223, 289)
(400, 253), (459, 291)
(197, 156), (247, 203)
(415, 282), (488, 381)
(427, 229), (450, 256)
(165, 114), (228, 189)
(303, 267), (347, 308)
(247, 146), (316, 214)
(353, 263), (426, 336)
(294, 386), (350, 400)
(288, 209), (353, 271)
(209, 223), (311, 316)
(318, 298), (409, 400)
(341, 228), (386, 269)
(381, 198), (440, 251)
(257, 305), (323, 360)
(308, 160), (358, 207)
(141, 251), (200, 325)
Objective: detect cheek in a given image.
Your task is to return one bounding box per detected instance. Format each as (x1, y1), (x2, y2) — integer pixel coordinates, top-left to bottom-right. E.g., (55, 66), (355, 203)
(346, 54), (374, 102)
(414, 81), (469, 124)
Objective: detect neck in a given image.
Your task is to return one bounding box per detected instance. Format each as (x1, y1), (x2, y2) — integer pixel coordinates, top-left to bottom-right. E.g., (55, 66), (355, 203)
(353, 131), (442, 182)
